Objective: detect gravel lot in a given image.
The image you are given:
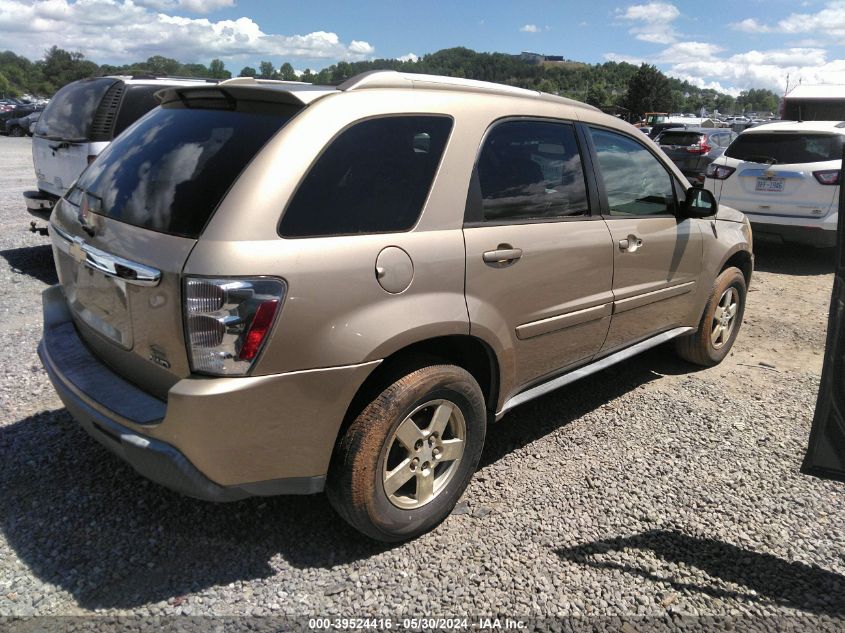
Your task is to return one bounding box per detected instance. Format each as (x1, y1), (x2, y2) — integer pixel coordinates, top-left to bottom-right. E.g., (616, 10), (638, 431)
(0, 135), (843, 629)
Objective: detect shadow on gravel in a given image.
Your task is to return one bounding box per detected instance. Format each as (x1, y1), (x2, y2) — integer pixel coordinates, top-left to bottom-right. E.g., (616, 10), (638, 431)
(0, 410), (389, 611)
(557, 530), (845, 616)
(1, 346), (698, 611)
(481, 346), (701, 468)
(0, 244), (57, 285)
(752, 241), (836, 277)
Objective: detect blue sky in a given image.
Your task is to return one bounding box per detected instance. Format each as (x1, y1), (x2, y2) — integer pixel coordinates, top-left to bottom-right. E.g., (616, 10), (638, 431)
(3, 0), (845, 95)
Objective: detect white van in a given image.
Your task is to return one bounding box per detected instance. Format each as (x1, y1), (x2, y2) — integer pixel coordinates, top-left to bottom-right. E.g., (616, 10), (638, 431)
(25, 75), (218, 225)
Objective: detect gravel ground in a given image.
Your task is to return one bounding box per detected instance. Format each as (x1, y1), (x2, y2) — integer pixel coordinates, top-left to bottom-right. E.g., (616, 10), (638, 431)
(0, 135), (843, 629)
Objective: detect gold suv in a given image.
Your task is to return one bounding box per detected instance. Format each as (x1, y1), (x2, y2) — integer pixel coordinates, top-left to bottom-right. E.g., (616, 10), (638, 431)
(38, 72), (753, 541)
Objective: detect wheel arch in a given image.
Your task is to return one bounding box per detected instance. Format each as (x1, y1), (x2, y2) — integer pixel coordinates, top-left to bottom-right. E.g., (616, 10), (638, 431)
(720, 247), (753, 286)
(336, 334), (500, 448)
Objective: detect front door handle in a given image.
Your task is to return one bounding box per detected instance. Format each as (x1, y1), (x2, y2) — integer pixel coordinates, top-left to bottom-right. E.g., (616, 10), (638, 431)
(483, 245), (523, 265)
(618, 234), (644, 253)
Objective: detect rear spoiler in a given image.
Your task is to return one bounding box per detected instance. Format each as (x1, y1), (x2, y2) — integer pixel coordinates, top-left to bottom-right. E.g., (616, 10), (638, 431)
(155, 79), (338, 108)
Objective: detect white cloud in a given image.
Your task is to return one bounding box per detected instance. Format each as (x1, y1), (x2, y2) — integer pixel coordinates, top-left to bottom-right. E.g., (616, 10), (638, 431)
(0, 0), (374, 64)
(665, 47), (841, 94)
(603, 52), (645, 65)
(520, 24), (539, 33)
(397, 53), (419, 63)
(135, 0), (235, 13)
(654, 41), (723, 63)
(620, 2), (679, 22)
(731, 1), (845, 37)
(617, 2), (680, 44)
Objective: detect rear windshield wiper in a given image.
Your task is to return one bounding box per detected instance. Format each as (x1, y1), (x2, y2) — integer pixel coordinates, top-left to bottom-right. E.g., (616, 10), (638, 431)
(737, 155), (779, 165)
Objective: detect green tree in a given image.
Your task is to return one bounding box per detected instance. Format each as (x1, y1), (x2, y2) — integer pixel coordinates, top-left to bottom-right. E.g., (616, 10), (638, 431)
(300, 68), (314, 83)
(208, 58), (230, 79)
(278, 62), (297, 81)
(39, 46), (98, 93)
(258, 61), (275, 79)
(621, 63), (671, 117)
(586, 83), (609, 107)
(144, 55), (181, 76)
(0, 71), (13, 97)
(239, 66), (256, 77)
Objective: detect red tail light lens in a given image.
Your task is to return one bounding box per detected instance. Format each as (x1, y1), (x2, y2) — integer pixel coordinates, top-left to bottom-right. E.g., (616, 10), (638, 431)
(705, 164), (736, 180)
(238, 299), (279, 361)
(184, 278), (286, 376)
(686, 135), (711, 154)
(813, 170), (841, 185)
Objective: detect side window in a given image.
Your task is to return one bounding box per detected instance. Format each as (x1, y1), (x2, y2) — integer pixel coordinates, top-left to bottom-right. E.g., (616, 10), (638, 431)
(588, 127), (676, 217)
(476, 120), (589, 222)
(279, 116), (453, 237)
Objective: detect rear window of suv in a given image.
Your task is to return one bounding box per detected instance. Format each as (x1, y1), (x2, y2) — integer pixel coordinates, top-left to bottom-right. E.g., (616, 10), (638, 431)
(35, 77), (117, 141)
(725, 132), (844, 164)
(71, 100), (299, 238)
(657, 131), (704, 146)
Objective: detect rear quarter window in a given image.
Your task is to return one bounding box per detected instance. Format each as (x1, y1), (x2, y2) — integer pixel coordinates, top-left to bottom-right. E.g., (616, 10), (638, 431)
(279, 116), (453, 238)
(725, 133), (844, 164)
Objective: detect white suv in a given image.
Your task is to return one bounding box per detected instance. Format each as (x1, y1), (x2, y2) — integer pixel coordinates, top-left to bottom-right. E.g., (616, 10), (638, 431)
(704, 121), (844, 247)
(25, 75), (218, 226)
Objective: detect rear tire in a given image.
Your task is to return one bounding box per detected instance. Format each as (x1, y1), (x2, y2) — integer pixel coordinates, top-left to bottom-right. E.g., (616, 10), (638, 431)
(676, 266), (746, 366)
(326, 364), (486, 542)
(8, 126), (24, 137)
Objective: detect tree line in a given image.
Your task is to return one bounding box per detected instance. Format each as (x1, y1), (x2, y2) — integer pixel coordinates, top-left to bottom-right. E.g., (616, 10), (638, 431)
(0, 46), (779, 117)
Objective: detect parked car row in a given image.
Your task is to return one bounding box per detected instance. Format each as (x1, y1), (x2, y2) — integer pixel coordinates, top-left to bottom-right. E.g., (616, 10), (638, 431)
(0, 101), (42, 136)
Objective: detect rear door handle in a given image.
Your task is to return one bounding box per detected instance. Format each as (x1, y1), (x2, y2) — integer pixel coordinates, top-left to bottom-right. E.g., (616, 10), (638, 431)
(618, 234), (643, 253)
(483, 246), (523, 265)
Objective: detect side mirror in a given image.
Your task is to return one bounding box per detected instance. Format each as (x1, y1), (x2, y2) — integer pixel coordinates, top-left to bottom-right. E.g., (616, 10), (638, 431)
(684, 186), (718, 218)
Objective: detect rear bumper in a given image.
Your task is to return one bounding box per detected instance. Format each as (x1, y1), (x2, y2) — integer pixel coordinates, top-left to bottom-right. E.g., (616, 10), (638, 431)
(38, 285), (380, 500)
(24, 190), (57, 222)
(744, 211), (838, 248)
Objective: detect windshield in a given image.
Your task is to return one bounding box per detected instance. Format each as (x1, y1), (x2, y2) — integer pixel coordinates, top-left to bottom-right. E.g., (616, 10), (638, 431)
(35, 77), (117, 141)
(725, 132), (844, 164)
(71, 100), (299, 238)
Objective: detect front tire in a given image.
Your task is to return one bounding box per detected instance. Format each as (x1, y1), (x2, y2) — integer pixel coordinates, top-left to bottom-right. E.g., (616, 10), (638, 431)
(676, 266), (747, 366)
(8, 126), (24, 137)
(326, 364), (486, 542)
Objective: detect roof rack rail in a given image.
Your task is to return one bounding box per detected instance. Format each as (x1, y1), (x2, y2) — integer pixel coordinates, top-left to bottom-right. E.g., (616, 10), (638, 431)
(337, 70), (598, 110)
(129, 74), (219, 83)
(220, 77), (309, 87)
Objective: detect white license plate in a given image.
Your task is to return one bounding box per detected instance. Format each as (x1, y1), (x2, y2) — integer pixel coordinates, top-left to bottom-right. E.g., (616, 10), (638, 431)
(756, 177), (785, 192)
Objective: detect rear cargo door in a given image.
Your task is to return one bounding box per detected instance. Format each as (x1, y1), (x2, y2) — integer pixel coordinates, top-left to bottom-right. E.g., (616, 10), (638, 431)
(32, 77), (119, 197)
(49, 94), (300, 399)
(803, 150), (845, 483)
(719, 132), (842, 219)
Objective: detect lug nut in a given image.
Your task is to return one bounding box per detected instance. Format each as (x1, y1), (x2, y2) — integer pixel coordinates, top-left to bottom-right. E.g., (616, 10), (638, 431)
(433, 447), (442, 459)
(415, 440), (423, 451)
(410, 458), (419, 471)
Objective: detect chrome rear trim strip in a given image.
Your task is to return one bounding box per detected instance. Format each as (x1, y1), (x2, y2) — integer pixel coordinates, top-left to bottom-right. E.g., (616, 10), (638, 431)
(497, 326), (694, 419)
(51, 223), (162, 287)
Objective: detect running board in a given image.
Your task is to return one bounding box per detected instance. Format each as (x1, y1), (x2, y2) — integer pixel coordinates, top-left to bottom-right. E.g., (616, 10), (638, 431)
(496, 326), (694, 419)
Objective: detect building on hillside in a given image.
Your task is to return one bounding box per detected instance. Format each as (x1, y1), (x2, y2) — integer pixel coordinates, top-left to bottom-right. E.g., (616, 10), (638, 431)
(782, 85), (845, 120)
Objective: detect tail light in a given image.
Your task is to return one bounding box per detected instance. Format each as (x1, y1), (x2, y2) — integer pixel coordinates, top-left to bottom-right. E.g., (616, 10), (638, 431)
(813, 170), (841, 185)
(705, 164), (736, 180)
(686, 135), (712, 155)
(184, 277), (286, 376)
